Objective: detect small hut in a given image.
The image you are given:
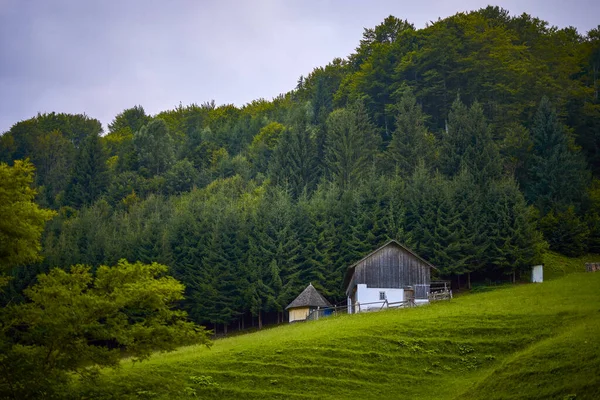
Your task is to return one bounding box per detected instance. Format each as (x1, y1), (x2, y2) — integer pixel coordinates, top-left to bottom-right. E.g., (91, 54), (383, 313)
(286, 283), (332, 323)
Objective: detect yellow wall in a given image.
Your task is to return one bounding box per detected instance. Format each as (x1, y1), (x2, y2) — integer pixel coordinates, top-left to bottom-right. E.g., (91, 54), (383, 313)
(289, 307), (310, 322)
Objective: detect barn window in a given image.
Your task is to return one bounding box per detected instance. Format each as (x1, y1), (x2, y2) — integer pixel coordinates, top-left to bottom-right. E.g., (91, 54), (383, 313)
(379, 291), (386, 300)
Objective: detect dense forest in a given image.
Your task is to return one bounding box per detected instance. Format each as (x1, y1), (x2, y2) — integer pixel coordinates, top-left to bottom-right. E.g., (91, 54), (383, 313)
(2, 6), (600, 332)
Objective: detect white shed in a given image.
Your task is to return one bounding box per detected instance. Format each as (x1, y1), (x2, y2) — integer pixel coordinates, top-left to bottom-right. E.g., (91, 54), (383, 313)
(531, 265), (543, 283)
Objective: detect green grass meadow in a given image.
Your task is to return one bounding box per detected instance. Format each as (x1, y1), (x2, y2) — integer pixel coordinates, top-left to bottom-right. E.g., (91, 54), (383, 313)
(74, 268), (600, 400)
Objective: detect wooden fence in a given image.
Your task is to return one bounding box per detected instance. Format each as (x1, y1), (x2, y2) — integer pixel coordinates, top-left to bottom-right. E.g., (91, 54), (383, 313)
(305, 304), (349, 321)
(585, 263), (600, 272)
(429, 290), (452, 301)
(305, 283), (453, 321)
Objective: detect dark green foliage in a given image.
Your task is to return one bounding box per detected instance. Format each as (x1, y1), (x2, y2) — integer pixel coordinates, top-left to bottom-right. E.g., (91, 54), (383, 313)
(0, 261), (210, 399)
(108, 105), (151, 134)
(438, 97), (501, 182)
(164, 159), (200, 195)
(269, 105), (318, 198)
(324, 101), (380, 189)
(0, 113), (103, 208)
(525, 97), (589, 213)
(64, 133), (108, 207)
(384, 88), (435, 176)
(484, 178), (546, 274)
(540, 207), (590, 256)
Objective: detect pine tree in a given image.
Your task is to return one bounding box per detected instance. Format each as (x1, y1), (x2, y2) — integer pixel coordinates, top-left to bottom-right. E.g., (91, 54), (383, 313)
(404, 162), (443, 259)
(444, 169), (486, 280)
(438, 97), (501, 182)
(539, 207), (589, 256)
(385, 88), (435, 176)
(324, 101), (380, 190)
(526, 96), (590, 213)
(269, 106), (318, 198)
(64, 133), (108, 207)
(485, 178), (546, 277)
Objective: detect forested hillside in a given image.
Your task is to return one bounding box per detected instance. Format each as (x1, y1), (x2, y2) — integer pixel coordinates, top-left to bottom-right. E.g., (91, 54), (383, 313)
(1, 6), (599, 331)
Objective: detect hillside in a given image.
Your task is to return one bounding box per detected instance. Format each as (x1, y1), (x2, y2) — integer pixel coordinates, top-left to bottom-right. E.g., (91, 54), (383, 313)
(74, 273), (600, 399)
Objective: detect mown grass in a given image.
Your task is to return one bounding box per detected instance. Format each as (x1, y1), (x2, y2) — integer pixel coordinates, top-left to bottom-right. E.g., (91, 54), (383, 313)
(73, 272), (600, 400)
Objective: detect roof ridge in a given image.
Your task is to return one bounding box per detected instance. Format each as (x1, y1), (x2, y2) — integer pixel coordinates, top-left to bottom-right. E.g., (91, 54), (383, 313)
(286, 283), (332, 310)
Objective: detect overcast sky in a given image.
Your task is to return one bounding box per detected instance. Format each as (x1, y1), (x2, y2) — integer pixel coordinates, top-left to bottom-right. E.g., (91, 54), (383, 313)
(1, 0), (598, 133)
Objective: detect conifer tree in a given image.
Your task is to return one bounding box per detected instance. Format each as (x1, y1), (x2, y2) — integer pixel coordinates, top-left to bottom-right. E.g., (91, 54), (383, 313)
(404, 162), (444, 259)
(325, 101), (380, 189)
(64, 132), (108, 207)
(485, 178), (546, 276)
(438, 97), (501, 181)
(444, 169), (486, 281)
(269, 106), (318, 198)
(526, 96), (589, 213)
(385, 89), (435, 176)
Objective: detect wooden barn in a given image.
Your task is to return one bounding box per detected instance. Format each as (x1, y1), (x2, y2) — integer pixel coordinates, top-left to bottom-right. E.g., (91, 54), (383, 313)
(286, 283), (332, 323)
(343, 240), (436, 313)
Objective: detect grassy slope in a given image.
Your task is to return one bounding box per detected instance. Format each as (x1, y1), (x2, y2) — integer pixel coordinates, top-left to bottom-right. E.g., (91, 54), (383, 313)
(542, 251), (600, 280)
(76, 272), (600, 400)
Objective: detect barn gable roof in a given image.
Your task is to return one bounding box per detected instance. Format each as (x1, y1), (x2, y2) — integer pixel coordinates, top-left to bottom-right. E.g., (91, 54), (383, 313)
(286, 283), (332, 310)
(342, 240), (437, 291)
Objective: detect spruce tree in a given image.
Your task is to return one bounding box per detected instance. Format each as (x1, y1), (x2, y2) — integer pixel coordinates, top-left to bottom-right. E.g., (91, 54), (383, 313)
(526, 96), (589, 213)
(324, 101), (380, 190)
(64, 133), (108, 207)
(438, 97), (501, 182)
(385, 88), (435, 176)
(269, 106), (318, 198)
(484, 178), (546, 277)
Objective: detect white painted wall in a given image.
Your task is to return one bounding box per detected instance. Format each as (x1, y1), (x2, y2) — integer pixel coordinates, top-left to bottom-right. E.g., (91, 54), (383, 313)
(532, 265), (543, 283)
(354, 284), (404, 312)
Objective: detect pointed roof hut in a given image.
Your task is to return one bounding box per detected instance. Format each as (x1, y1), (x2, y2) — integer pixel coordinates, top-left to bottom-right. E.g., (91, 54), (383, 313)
(286, 283), (332, 323)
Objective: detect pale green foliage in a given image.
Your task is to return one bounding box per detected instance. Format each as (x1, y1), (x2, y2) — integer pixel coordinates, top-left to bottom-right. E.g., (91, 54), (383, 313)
(133, 119), (175, 175)
(0, 260), (209, 399)
(249, 122), (285, 172)
(0, 160), (56, 271)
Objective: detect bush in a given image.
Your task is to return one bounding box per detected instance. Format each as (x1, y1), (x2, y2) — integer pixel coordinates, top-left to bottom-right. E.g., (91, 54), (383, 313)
(0, 260), (210, 399)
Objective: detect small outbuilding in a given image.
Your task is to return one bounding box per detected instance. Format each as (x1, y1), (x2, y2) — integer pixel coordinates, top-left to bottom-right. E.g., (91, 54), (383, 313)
(531, 265), (543, 283)
(286, 283), (332, 323)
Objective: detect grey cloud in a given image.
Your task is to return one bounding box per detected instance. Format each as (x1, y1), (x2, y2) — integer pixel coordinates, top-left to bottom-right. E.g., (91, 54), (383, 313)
(1, 0), (598, 133)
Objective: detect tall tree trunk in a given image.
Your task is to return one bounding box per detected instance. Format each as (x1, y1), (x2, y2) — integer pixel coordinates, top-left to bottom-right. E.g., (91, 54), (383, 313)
(224, 323), (227, 335)
(467, 272), (471, 289)
(258, 312), (263, 330)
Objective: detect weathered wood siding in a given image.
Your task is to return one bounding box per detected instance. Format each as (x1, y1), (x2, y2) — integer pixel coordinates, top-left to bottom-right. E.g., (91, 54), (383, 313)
(353, 244), (430, 289)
